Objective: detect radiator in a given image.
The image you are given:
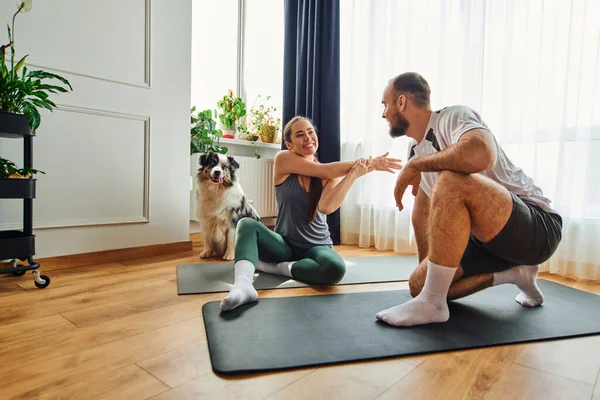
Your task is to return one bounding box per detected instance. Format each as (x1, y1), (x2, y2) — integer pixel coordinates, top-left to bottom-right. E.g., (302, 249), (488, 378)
(190, 154), (278, 221)
(235, 156), (278, 217)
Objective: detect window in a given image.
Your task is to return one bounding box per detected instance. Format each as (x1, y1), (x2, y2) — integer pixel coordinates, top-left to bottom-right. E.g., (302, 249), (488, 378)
(190, 0), (284, 132)
(241, 0), (284, 126)
(190, 0), (240, 113)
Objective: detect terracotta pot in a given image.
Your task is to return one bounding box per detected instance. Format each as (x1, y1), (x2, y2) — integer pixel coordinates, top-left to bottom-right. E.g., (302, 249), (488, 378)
(259, 125), (278, 143)
(8, 172), (31, 179)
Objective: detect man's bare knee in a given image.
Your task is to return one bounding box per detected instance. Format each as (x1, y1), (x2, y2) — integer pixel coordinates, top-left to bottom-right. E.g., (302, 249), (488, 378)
(436, 170), (467, 185)
(429, 171), (513, 243)
(431, 171), (468, 199)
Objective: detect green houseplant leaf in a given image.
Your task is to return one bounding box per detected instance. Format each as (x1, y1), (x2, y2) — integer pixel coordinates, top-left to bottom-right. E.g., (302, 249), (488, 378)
(216, 90), (247, 129)
(190, 106), (228, 155)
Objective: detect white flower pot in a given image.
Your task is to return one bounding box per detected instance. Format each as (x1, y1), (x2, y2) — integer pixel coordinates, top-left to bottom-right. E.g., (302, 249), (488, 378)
(218, 122), (236, 139)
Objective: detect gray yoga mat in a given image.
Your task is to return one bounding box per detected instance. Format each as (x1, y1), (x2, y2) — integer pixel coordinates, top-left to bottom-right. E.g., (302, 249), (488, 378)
(177, 255), (417, 295)
(202, 280), (600, 374)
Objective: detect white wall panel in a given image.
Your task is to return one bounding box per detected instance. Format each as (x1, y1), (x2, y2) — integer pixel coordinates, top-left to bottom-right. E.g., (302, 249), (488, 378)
(0, 0), (150, 87)
(0, 106), (149, 229)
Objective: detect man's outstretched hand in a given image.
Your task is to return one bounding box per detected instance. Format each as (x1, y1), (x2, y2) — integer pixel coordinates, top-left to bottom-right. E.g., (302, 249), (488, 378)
(394, 161), (421, 211)
(371, 152), (403, 173)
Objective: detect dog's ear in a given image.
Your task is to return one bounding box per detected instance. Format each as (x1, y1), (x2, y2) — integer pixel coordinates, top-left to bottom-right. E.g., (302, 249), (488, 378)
(227, 155), (240, 171)
(199, 153), (209, 167)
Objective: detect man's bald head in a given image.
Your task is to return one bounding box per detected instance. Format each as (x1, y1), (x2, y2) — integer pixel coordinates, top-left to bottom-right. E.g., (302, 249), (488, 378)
(389, 72), (431, 110)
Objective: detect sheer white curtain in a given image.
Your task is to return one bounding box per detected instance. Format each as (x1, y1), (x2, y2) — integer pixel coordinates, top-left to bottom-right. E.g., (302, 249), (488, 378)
(340, 0), (600, 280)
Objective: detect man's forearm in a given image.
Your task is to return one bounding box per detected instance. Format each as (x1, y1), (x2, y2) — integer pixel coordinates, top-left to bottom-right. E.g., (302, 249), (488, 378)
(410, 134), (496, 174)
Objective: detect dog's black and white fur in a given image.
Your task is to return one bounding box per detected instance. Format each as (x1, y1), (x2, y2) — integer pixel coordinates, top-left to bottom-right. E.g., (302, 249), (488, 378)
(195, 152), (260, 260)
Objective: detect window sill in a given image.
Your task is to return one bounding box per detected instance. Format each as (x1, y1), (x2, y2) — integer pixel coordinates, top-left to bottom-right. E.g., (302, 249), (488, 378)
(219, 137), (282, 150)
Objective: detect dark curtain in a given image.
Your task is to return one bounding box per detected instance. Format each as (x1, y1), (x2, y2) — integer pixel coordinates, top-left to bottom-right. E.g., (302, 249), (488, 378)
(283, 0), (341, 244)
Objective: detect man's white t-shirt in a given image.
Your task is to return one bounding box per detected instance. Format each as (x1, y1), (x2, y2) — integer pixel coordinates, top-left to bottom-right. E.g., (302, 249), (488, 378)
(407, 105), (557, 214)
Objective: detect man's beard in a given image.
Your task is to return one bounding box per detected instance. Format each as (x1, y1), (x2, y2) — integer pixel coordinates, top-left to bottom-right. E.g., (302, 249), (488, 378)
(389, 113), (409, 138)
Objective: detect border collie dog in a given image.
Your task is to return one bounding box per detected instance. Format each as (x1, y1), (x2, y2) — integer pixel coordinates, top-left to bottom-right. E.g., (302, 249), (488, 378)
(195, 152), (260, 260)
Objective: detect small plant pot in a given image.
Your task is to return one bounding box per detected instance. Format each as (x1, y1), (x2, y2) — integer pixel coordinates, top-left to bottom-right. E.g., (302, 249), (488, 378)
(0, 177), (36, 198)
(240, 132), (259, 141)
(259, 125), (278, 143)
(218, 123), (236, 139)
(8, 172), (31, 179)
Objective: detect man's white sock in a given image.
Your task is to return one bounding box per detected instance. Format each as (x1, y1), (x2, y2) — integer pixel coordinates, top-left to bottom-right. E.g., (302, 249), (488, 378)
(376, 261), (455, 327)
(493, 265), (544, 307)
(219, 260), (258, 311)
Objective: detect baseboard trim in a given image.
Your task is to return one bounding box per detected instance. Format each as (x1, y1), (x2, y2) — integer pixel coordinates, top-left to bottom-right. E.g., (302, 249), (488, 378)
(36, 240), (193, 271)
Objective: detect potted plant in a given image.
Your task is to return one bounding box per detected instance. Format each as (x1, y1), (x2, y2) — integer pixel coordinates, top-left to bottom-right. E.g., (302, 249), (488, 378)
(190, 106), (228, 155)
(1, 0), (73, 131)
(216, 90), (246, 139)
(0, 0), (72, 181)
(0, 156), (44, 178)
(248, 95), (281, 144)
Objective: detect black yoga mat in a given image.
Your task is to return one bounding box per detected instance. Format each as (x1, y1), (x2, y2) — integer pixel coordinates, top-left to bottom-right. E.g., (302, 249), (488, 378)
(202, 280), (600, 374)
(177, 255), (417, 295)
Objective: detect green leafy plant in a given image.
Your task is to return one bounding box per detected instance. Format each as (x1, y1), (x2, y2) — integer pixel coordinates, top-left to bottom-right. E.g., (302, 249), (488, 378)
(0, 156), (44, 178)
(249, 95), (281, 144)
(0, 0), (73, 131)
(190, 106), (228, 155)
(216, 90), (246, 129)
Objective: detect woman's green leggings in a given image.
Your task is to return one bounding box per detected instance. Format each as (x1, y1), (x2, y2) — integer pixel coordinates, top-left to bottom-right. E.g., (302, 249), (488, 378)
(234, 218), (346, 285)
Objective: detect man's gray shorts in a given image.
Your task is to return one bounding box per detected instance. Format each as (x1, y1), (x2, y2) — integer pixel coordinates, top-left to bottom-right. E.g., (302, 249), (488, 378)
(460, 192), (563, 277)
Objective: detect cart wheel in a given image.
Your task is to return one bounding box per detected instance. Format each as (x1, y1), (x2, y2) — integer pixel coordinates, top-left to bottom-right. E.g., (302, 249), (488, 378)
(34, 275), (51, 289)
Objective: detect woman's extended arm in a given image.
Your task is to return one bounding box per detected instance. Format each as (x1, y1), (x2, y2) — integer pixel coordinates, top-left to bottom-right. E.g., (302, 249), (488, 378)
(274, 150), (357, 180)
(274, 150), (403, 181)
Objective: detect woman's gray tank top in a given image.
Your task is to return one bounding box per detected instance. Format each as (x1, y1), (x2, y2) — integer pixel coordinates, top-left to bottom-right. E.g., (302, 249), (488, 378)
(274, 174), (333, 248)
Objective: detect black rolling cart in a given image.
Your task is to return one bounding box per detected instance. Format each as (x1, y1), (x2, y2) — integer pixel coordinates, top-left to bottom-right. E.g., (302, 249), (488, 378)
(0, 111), (50, 288)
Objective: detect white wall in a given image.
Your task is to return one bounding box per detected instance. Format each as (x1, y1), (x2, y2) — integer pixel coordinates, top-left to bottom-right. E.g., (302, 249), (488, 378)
(0, 0), (192, 258)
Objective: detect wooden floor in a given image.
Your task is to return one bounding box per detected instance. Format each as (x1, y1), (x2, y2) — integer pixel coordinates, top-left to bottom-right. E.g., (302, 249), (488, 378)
(1, 237), (599, 400)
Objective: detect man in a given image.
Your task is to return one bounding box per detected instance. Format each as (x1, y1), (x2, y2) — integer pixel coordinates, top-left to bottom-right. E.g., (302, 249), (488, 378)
(376, 72), (563, 327)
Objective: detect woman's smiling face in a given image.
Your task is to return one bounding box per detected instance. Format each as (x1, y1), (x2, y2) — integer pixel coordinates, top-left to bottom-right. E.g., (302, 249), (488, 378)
(286, 119), (319, 157)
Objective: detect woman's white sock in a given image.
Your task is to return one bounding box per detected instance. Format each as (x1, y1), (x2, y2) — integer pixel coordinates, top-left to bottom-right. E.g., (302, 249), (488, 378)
(219, 260), (258, 311)
(256, 259), (293, 277)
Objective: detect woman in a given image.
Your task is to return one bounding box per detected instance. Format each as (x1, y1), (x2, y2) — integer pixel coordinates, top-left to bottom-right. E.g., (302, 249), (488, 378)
(220, 116), (403, 311)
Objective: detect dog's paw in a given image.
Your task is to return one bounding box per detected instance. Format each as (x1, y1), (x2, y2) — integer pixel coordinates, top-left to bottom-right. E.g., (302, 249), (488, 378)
(199, 250), (214, 259)
(222, 252), (235, 261)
